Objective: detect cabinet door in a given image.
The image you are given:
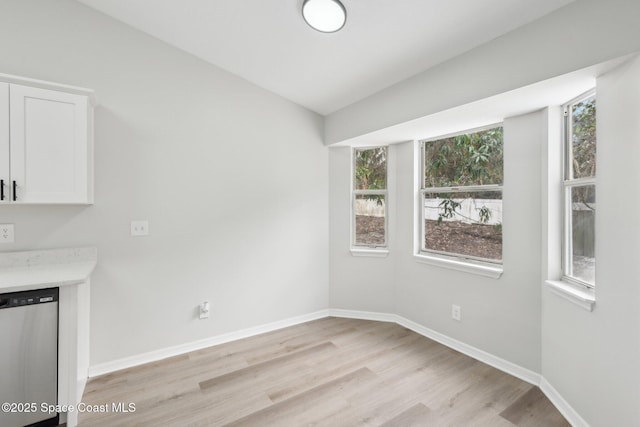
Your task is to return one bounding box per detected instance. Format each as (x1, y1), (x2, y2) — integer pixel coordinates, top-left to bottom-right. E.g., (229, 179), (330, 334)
(0, 83), (8, 203)
(10, 84), (89, 204)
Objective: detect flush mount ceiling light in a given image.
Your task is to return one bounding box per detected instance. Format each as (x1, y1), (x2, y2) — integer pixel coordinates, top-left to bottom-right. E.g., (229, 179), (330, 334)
(302, 0), (347, 33)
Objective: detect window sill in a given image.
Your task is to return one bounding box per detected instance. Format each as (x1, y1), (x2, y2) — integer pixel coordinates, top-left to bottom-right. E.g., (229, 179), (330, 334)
(413, 253), (503, 279)
(545, 280), (595, 312)
(350, 248), (389, 258)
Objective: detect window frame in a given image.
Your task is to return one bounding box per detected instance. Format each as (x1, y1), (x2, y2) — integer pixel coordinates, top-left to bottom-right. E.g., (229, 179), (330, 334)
(418, 123), (504, 267)
(561, 90), (596, 289)
(351, 146), (388, 251)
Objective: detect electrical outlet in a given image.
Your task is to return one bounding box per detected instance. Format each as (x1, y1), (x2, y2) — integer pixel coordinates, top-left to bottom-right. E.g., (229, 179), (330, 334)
(130, 220), (149, 236)
(0, 224), (14, 243)
(452, 304), (461, 321)
(199, 301), (210, 319)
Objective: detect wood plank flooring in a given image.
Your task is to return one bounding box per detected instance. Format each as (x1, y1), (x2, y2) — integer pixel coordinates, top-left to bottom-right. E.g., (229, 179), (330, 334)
(78, 317), (569, 427)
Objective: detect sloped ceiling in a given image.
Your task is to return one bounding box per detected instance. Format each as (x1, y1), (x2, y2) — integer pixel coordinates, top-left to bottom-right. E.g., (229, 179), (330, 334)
(76, 0), (576, 115)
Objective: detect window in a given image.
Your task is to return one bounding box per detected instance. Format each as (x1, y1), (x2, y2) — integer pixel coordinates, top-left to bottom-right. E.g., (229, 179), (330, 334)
(352, 147), (387, 249)
(563, 92), (596, 287)
(419, 126), (503, 264)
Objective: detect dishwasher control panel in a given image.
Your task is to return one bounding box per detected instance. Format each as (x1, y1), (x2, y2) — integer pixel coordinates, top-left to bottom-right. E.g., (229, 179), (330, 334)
(0, 287), (59, 309)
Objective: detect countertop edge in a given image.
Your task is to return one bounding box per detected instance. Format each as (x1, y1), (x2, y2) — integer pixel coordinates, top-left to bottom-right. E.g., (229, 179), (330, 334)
(0, 248), (97, 292)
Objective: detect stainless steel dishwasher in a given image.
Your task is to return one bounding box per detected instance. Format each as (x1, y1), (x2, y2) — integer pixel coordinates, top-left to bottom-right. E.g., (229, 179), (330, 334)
(0, 287), (59, 427)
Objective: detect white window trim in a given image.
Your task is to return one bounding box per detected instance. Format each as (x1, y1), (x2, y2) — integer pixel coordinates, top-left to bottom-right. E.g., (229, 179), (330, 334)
(542, 90), (596, 311)
(561, 177), (596, 288)
(545, 280), (595, 311)
(350, 247), (389, 258)
(414, 252), (503, 279)
(560, 90), (596, 290)
(350, 146), (388, 256)
(414, 124), (504, 278)
(418, 185), (503, 265)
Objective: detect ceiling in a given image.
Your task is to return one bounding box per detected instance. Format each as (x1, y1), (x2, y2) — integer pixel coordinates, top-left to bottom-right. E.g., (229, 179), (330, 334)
(336, 56), (630, 147)
(76, 0), (576, 115)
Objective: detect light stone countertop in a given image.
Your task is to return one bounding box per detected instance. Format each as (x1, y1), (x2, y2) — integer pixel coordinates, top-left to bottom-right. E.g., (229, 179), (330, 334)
(0, 247), (97, 293)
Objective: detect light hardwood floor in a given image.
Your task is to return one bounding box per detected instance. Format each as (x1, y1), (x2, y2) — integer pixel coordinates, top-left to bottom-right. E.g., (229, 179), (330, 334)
(79, 317), (569, 426)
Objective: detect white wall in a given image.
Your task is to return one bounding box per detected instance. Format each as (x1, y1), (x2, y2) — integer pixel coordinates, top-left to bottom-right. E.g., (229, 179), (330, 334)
(329, 146), (395, 313)
(325, 0), (640, 145)
(0, 0), (329, 366)
(541, 56), (640, 427)
(329, 112), (545, 371)
(401, 111), (544, 372)
(330, 112), (547, 372)
(329, 56), (640, 425)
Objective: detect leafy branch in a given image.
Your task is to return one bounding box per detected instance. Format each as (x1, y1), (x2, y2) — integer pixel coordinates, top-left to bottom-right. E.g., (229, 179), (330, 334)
(435, 198), (492, 225)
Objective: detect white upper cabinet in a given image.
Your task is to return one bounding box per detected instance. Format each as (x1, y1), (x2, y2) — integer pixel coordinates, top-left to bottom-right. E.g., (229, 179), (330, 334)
(0, 79), (93, 204)
(0, 83), (9, 203)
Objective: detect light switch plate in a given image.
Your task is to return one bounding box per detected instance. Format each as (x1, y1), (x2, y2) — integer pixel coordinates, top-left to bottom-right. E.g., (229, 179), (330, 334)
(130, 220), (149, 236)
(199, 301), (210, 319)
(452, 304), (461, 321)
(0, 224), (14, 243)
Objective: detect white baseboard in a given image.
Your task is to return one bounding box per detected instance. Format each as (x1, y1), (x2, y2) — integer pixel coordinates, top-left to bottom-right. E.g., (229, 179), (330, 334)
(540, 377), (589, 427)
(398, 317), (542, 386)
(88, 307), (587, 427)
(327, 309), (541, 386)
(88, 309), (330, 377)
(327, 308), (398, 323)
(328, 309), (590, 427)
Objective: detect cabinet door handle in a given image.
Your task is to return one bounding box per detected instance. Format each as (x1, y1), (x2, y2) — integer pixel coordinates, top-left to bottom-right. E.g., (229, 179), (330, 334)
(12, 180), (16, 201)
(0, 179), (4, 201)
